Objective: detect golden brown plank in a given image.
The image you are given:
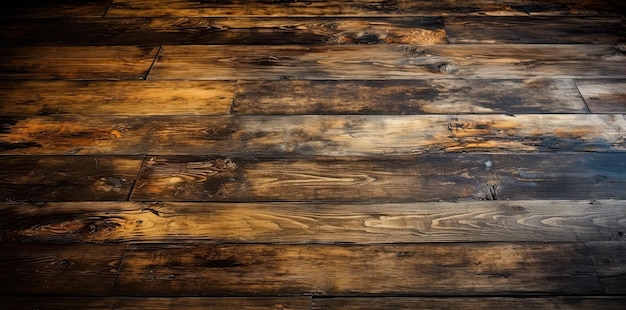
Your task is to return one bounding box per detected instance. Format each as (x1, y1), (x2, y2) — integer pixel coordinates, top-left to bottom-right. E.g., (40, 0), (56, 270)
(1, 114), (625, 155)
(445, 16), (626, 44)
(0, 46), (158, 80)
(0, 0), (110, 18)
(0, 81), (234, 116)
(114, 243), (602, 296)
(0, 156), (143, 202)
(0, 244), (125, 296)
(0, 17), (446, 46)
(233, 79), (588, 115)
(1, 200), (624, 244)
(576, 79), (626, 113)
(586, 242), (626, 294)
(148, 44), (626, 80)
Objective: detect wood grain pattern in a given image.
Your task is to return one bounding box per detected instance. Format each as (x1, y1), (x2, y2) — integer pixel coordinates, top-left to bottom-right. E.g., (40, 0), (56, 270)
(1, 200), (624, 244)
(576, 79), (626, 113)
(113, 243), (602, 296)
(0, 244), (125, 296)
(0, 46), (159, 80)
(0, 17), (446, 46)
(0, 0), (110, 18)
(2, 114), (624, 155)
(0, 156), (143, 202)
(0, 81), (234, 116)
(233, 79), (589, 115)
(586, 241), (626, 294)
(148, 44), (626, 80)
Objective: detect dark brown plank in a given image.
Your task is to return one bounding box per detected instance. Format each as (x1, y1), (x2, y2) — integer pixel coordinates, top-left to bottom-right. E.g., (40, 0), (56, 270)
(1, 200), (624, 244)
(586, 241), (626, 294)
(233, 79), (588, 115)
(445, 16), (626, 44)
(130, 154), (626, 202)
(576, 79), (626, 113)
(0, 17), (446, 46)
(148, 44), (626, 80)
(312, 297), (626, 310)
(0, 244), (126, 296)
(0, 0), (110, 18)
(0, 156), (143, 202)
(114, 243), (602, 296)
(0, 81), (234, 116)
(0, 46), (158, 80)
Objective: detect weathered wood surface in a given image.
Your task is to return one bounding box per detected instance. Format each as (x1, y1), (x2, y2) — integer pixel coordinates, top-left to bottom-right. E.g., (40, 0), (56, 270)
(586, 241), (626, 294)
(233, 79), (589, 114)
(0, 46), (158, 80)
(0, 156), (143, 202)
(2, 115), (624, 155)
(576, 79), (626, 113)
(0, 0), (110, 18)
(1, 200), (624, 244)
(148, 44), (626, 80)
(0, 81), (234, 116)
(113, 242), (602, 296)
(0, 17), (446, 46)
(106, 0), (621, 17)
(445, 16), (626, 44)
(0, 244), (125, 296)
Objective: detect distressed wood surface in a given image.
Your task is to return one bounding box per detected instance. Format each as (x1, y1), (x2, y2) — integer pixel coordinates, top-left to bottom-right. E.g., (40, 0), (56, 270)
(0, 0), (110, 18)
(232, 79), (589, 115)
(0, 17), (446, 46)
(113, 242), (602, 296)
(148, 44), (626, 80)
(2, 114), (624, 155)
(576, 79), (626, 113)
(0, 46), (158, 80)
(0, 81), (234, 116)
(586, 241), (626, 294)
(1, 200), (624, 244)
(0, 244), (126, 296)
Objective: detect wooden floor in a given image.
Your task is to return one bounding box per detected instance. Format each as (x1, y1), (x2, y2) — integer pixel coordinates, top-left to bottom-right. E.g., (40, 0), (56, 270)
(1, 0), (626, 308)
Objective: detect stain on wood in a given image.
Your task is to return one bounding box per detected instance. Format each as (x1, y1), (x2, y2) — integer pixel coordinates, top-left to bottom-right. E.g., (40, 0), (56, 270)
(585, 241), (626, 294)
(0, 0), (111, 18)
(576, 79), (626, 113)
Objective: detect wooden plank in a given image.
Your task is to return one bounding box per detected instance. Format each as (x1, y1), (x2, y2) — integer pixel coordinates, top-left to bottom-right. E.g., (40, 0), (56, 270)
(130, 154), (626, 202)
(0, 244), (126, 296)
(113, 243), (602, 296)
(312, 297), (626, 310)
(232, 79), (588, 115)
(0, 156), (143, 202)
(0, 46), (158, 80)
(0, 17), (446, 46)
(0, 297), (311, 309)
(106, 0), (620, 17)
(0, 0), (110, 18)
(148, 44), (626, 80)
(445, 16), (626, 44)
(576, 79), (626, 113)
(586, 242), (626, 294)
(2, 114), (625, 155)
(0, 81), (234, 116)
(1, 200), (624, 244)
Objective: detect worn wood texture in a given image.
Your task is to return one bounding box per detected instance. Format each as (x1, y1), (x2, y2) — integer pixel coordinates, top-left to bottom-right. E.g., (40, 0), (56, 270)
(106, 0), (621, 17)
(148, 44), (626, 80)
(445, 16), (626, 44)
(0, 244), (126, 296)
(1, 200), (624, 244)
(0, 17), (447, 46)
(232, 79), (589, 115)
(586, 241), (626, 294)
(114, 242), (602, 296)
(0, 46), (158, 80)
(576, 79), (626, 113)
(0, 81), (234, 116)
(0, 156), (143, 202)
(0, 0), (110, 18)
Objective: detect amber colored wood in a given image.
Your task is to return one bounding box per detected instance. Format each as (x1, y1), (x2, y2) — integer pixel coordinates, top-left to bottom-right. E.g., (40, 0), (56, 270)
(0, 17), (446, 46)
(576, 79), (626, 113)
(113, 242), (602, 296)
(0, 81), (234, 116)
(0, 46), (158, 80)
(445, 16), (626, 44)
(148, 44), (626, 80)
(233, 79), (588, 115)
(0, 0), (110, 18)
(1, 200), (624, 244)
(0, 156), (143, 202)
(586, 242), (626, 294)
(0, 244), (126, 296)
